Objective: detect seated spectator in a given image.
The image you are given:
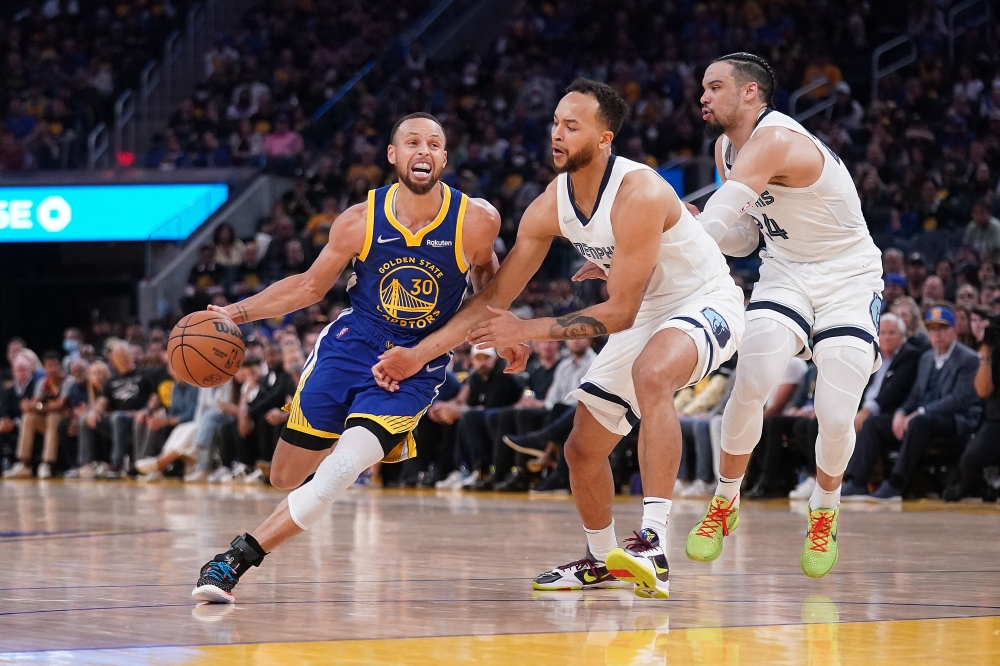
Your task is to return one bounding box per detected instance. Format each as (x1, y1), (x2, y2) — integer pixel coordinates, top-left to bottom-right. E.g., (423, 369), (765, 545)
(193, 131), (230, 167)
(855, 314), (929, 433)
(5, 351), (69, 479)
(891, 296), (928, 345)
(945, 316), (1000, 501)
(963, 200), (1000, 265)
(956, 305), (977, 348)
(236, 346), (297, 483)
(263, 113), (304, 174)
(73, 344), (154, 479)
(906, 254), (927, 300)
(184, 245), (221, 312)
(345, 144), (383, 190)
(437, 345), (523, 488)
(59, 358), (95, 469)
(921, 276), (945, 309)
(0, 353), (39, 472)
(303, 197), (339, 252)
(883, 273), (906, 310)
(229, 118), (265, 166)
(956, 283), (979, 309)
(134, 365), (219, 481)
(192, 380), (242, 482)
(844, 305), (982, 500)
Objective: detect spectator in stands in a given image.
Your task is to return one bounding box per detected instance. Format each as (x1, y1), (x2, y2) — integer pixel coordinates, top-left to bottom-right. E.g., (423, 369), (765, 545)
(906, 253), (927, 299)
(945, 317), (1000, 501)
(0, 353), (38, 472)
(192, 380), (241, 482)
(921, 276), (945, 308)
(61, 327), (83, 372)
(854, 314), (928, 435)
(957, 283), (980, 310)
(892, 297), (928, 345)
(133, 365), (199, 479)
(956, 306), (977, 348)
(263, 113), (304, 173)
(194, 131), (230, 167)
(964, 200), (1000, 265)
(74, 344), (153, 479)
(0, 129), (29, 170)
(844, 305), (981, 500)
(675, 361), (736, 498)
(184, 244), (220, 312)
(230, 118), (264, 166)
(444, 345), (523, 488)
(238, 345), (296, 483)
(883, 248), (905, 276)
(345, 143), (384, 190)
(303, 196), (339, 253)
(4, 98), (36, 141)
(5, 351), (68, 479)
(59, 358), (94, 470)
(883, 273), (906, 310)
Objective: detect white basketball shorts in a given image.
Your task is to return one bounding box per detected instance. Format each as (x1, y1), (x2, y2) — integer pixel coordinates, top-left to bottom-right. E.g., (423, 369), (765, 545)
(569, 277), (745, 436)
(746, 239), (884, 360)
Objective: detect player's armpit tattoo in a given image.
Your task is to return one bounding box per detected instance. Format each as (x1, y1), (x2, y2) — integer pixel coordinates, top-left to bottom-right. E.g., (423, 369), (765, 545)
(551, 314), (608, 339)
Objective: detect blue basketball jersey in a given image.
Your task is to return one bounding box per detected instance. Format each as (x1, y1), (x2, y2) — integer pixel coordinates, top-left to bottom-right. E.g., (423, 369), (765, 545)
(348, 182), (472, 347)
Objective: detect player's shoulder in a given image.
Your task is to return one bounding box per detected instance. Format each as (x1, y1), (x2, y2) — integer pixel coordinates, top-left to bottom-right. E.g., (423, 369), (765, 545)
(619, 165), (673, 202)
(462, 196), (501, 231)
(744, 124), (801, 152)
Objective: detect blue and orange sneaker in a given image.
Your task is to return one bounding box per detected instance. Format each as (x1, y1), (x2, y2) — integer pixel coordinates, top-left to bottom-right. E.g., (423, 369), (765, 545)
(192, 533), (266, 603)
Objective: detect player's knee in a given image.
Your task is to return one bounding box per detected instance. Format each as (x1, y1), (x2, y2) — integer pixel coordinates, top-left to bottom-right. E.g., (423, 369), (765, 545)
(269, 462), (306, 490)
(564, 435), (600, 469)
(817, 408), (854, 441)
(631, 351), (683, 396)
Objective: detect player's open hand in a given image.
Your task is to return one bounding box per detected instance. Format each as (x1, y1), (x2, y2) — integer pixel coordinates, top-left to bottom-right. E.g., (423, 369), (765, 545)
(373, 346), (423, 392)
(208, 304), (235, 322)
(467, 307), (530, 349)
(571, 261), (606, 282)
(498, 343), (531, 373)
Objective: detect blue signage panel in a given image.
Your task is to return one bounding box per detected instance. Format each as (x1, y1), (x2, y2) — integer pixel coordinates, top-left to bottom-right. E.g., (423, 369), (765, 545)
(0, 184), (228, 242)
(656, 167), (685, 197)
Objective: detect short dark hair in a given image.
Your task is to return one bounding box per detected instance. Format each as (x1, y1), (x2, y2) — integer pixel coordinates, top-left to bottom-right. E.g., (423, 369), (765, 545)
(715, 53), (776, 108)
(42, 350), (61, 364)
(565, 78), (628, 135)
(389, 112), (445, 146)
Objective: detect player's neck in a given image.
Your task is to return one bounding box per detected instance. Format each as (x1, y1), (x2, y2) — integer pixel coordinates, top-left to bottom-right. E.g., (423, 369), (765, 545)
(725, 106), (769, 151)
(392, 181), (445, 230)
(567, 150), (613, 218)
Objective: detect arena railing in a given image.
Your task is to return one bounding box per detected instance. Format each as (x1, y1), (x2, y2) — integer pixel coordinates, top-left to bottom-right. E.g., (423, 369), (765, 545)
(947, 0), (992, 62)
(790, 76), (836, 124)
(871, 35), (917, 102)
(93, 0), (243, 170)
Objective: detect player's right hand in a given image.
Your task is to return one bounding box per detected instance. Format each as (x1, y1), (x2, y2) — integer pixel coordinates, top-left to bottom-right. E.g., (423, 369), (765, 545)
(683, 201), (701, 216)
(499, 343), (530, 373)
(571, 261), (606, 282)
(373, 346), (423, 392)
(208, 304), (234, 321)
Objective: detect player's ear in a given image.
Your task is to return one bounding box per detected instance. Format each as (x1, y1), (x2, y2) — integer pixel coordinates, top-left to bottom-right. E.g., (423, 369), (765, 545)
(387, 144), (396, 166)
(442, 149), (448, 168)
(599, 130), (614, 150)
(745, 81), (758, 103)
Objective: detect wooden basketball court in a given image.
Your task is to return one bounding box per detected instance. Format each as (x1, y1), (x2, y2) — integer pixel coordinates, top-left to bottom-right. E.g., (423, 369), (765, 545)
(1, 480), (998, 664)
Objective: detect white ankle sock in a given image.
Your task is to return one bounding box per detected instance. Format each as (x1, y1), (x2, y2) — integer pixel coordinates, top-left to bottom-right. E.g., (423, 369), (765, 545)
(715, 475), (743, 506)
(584, 519), (618, 564)
(810, 482), (841, 509)
(641, 497), (672, 546)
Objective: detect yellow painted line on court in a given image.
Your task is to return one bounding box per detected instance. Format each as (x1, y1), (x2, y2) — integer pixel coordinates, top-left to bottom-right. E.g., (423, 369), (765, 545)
(6, 615), (998, 665)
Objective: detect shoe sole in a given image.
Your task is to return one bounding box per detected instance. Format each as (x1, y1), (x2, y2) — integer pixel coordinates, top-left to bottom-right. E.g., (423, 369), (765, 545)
(802, 550), (839, 578)
(530, 579), (630, 591)
(502, 436), (546, 458)
(605, 549), (669, 599)
(191, 585), (235, 604)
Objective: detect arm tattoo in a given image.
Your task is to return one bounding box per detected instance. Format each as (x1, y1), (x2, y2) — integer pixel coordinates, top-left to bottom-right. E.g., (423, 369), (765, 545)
(550, 314), (608, 339)
(234, 305), (250, 324)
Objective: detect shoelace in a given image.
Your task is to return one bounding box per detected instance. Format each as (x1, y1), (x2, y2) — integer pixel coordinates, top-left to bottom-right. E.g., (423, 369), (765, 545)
(205, 561), (238, 582)
(807, 512), (835, 552)
(560, 558), (602, 579)
(695, 498), (735, 539)
(623, 530), (657, 554)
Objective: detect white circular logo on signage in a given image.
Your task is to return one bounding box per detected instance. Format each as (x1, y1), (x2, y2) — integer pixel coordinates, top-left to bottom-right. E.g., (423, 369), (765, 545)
(37, 196), (72, 232)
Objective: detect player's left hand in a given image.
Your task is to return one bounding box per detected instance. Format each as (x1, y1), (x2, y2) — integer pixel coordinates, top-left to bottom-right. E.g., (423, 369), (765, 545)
(498, 343), (531, 373)
(373, 346), (423, 392)
(468, 307), (530, 349)
(571, 261), (606, 282)
(683, 201), (701, 216)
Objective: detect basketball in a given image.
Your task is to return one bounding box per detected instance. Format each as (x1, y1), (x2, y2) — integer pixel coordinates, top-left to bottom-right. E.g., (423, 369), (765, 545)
(167, 311), (245, 387)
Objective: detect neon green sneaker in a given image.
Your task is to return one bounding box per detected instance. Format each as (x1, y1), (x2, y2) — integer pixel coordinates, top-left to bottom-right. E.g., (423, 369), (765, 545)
(685, 495), (739, 562)
(801, 505), (839, 578)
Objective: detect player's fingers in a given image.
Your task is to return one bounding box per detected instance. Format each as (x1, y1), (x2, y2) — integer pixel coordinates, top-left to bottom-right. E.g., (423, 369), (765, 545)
(684, 201), (701, 216)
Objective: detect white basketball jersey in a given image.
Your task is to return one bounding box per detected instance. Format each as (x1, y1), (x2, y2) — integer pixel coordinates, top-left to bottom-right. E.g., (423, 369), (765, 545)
(556, 155), (731, 312)
(721, 110), (873, 262)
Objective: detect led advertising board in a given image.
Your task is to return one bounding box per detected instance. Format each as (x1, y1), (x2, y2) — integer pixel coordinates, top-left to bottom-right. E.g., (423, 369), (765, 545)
(0, 184), (229, 242)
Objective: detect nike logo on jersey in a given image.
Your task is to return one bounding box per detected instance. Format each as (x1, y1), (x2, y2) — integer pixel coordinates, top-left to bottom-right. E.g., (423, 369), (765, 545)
(377, 235), (401, 243)
(425, 363), (446, 372)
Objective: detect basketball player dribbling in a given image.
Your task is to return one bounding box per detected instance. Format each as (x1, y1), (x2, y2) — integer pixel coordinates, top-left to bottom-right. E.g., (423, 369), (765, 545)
(685, 53), (884, 578)
(374, 79), (745, 599)
(190, 113), (517, 603)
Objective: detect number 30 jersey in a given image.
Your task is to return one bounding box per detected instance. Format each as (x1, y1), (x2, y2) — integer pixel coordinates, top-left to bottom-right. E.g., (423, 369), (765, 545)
(720, 110), (873, 263)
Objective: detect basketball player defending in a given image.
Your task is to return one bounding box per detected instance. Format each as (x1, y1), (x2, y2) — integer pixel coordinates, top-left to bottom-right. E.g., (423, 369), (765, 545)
(685, 53), (883, 578)
(374, 79), (744, 599)
(191, 113), (509, 603)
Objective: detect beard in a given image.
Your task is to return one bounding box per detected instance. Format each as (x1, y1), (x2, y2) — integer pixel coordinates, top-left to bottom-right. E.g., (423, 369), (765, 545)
(553, 143), (596, 174)
(396, 165), (440, 195)
(703, 120), (725, 140)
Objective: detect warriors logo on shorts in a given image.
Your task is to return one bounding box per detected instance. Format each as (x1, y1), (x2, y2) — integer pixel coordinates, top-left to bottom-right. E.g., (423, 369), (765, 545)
(701, 307), (731, 348)
(870, 293), (882, 330)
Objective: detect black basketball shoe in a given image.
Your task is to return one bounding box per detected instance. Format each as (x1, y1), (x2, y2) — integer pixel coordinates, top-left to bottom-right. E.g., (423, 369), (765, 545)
(192, 533), (267, 603)
(532, 548), (631, 591)
(606, 529), (670, 599)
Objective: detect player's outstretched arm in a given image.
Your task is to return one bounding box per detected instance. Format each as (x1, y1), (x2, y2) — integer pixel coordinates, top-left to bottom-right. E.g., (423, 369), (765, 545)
(464, 198), (502, 294)
(210, 203), (367, 324)
(467, 170), (667, 348)
(373, 192), (559, 385)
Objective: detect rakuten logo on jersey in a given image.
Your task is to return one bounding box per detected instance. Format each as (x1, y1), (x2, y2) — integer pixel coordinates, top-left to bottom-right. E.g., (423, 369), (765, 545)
(0, 196), (72, 232)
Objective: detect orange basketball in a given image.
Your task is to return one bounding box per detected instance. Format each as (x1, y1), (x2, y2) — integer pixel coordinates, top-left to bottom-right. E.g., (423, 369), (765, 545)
(167, 311), (245, 388)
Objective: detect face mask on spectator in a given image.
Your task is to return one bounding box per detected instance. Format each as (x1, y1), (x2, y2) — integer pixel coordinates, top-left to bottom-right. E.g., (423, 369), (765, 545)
(63, 339), (79, 353)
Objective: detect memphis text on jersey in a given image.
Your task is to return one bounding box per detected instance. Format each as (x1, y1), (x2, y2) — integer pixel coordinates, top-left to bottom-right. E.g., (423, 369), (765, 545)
(573, 242), (614, 265)
(374, 255), (445, 329)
